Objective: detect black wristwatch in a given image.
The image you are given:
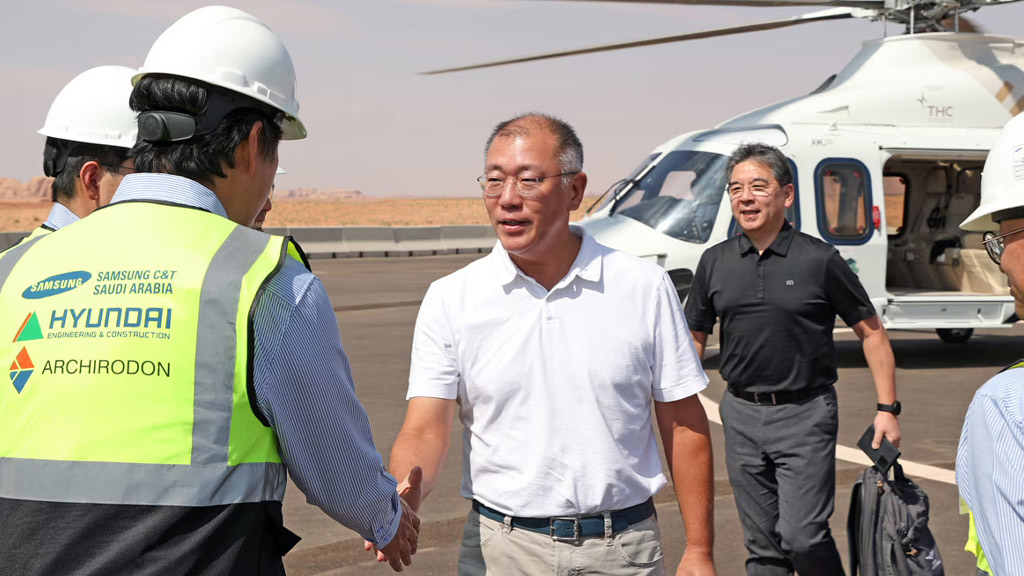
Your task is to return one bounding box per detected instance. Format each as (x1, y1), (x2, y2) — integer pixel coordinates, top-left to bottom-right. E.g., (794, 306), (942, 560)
(877, 401), (901, 416)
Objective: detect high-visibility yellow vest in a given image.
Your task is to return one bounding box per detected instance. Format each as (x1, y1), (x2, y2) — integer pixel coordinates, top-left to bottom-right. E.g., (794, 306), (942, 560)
(961, 498), (993, 575)
(23, 226), (53, 242)
(0, 226), (51, 255)
(0, 200), (305, 507)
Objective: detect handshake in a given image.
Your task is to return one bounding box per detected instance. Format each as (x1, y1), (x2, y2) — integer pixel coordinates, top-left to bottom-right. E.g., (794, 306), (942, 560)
(363, 466), (424, 572)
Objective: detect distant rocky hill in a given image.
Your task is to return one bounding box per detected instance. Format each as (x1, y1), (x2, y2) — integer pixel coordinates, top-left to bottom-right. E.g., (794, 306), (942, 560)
(275, 187), (362, 200)
(0, 177), (359, 202)
(0, 177), (52, 201)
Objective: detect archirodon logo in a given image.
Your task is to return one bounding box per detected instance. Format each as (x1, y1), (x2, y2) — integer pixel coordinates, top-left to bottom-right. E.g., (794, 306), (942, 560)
(9, 312), (44, 394)
(10, 348), (34, 394)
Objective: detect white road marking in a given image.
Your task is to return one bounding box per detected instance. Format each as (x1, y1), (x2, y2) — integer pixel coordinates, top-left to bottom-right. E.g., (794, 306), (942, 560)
(696, 392), (957, 485)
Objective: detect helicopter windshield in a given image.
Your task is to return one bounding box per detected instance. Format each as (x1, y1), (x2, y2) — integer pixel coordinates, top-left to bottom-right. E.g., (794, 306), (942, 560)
(589, 154), (659, 214)
(610, 150), (728, 244)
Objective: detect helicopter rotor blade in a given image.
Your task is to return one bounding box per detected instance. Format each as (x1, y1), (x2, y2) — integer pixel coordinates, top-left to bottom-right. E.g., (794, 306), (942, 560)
(536, 0), (884, 7)
(422, 7), (861, 75)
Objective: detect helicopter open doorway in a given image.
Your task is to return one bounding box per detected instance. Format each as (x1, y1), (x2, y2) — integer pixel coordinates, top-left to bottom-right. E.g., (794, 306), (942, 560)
(880, 151), (1008, 342)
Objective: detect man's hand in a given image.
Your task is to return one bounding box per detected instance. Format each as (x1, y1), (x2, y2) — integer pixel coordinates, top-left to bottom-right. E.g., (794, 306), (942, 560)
(677, 549), (716, 576)
(398, 466), (423, 512)
(872, 411), (901, 449)
(363, 466), (425, 564)
(369, 497), (421, 572)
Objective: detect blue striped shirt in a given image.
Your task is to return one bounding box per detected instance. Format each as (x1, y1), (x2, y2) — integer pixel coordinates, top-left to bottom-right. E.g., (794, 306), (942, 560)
(42, 202), (79, 231)
(111, 173), (402, 546)
(957, 367), (1024, 575)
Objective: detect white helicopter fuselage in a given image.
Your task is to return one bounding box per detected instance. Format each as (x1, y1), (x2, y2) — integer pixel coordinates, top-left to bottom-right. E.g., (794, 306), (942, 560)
(581, 33), (1024, 340)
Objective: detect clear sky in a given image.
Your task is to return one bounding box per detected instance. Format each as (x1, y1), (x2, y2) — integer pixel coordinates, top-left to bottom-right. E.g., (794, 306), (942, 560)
(4, 0), (1024, 197)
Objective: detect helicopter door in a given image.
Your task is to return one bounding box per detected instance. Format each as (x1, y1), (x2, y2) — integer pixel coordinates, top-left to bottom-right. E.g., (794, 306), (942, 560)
(807, 154), (887, 305)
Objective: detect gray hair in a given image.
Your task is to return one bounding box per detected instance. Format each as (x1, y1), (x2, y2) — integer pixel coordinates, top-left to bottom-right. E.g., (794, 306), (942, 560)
(725, 143), (793, 187)
(484, 112), (583, 186)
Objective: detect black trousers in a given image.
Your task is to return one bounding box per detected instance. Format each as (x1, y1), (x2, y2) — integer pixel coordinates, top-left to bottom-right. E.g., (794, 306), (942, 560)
(720, 386), (846, 576)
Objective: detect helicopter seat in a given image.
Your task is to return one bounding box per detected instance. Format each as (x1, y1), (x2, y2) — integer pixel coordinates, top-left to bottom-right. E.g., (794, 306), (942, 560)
(945, 171), (1001, 293)
(959, 232), (1006, 294)
(885, 244), (914, 289)
(929, 235), (963, 291)
(904, 168), (952, 291)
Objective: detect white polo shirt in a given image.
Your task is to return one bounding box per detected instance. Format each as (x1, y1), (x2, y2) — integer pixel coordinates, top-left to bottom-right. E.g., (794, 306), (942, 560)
(408, 227), (709, 517)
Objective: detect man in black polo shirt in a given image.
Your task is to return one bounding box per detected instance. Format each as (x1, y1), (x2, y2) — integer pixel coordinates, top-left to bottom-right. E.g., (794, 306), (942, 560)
(685, 143), (901, 576)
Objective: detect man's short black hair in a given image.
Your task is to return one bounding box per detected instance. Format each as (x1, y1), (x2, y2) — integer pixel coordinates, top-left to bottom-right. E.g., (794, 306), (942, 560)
(484, 112), (583, 186)
(128, 74), (282, 188)
(726, 143), (793, 188)
(43, 138), (130, 203)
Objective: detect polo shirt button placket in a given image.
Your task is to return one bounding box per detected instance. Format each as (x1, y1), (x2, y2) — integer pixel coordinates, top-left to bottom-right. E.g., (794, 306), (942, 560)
(755, 260), (765, 301)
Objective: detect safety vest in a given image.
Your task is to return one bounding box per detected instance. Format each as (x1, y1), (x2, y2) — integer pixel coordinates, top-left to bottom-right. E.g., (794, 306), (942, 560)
(24, 225), (54, 241)
(0, 200), (308, 575)
(3, 225), (52, 252)
(963, 503), (993, 576)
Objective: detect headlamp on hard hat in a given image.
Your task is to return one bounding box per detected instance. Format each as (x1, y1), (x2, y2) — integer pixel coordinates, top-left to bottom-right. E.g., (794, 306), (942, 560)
(138, 112), (198, 142)
(138, 82), (285, 143)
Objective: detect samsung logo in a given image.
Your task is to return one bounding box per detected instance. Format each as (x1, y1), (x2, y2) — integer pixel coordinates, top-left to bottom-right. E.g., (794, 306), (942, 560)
(22, 271), (92, 300)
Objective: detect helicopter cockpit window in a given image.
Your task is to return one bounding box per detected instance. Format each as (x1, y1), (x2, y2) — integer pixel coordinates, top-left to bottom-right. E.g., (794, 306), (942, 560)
(611, 150), (728, 244)
(816, 160), (873, 245)
(592, 153), (659, 214)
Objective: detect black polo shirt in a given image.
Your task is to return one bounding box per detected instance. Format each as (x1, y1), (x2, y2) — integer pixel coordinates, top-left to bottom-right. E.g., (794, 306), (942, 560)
(684, 222), (875, 393)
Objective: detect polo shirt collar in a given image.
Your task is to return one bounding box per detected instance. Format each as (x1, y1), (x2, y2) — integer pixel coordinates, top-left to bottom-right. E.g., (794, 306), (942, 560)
(738, 221), (795, 257)
(492, 224), (603, 288)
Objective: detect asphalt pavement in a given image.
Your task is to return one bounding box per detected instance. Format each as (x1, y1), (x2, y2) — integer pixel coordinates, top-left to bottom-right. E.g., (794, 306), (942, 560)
(281, 253), (1014, 576)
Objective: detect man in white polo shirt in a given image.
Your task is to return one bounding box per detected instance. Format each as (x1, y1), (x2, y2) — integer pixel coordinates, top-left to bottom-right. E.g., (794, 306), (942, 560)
(385, 113), (716, 575)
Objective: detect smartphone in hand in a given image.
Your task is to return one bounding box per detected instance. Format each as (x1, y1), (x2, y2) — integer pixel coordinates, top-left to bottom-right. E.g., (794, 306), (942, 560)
(857, 424), (900, 475)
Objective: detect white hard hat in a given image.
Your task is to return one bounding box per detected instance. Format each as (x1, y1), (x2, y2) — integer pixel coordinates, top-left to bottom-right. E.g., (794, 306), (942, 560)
(38, 65), (138, 148)
(962, 113), (1024, 231)
(134, 6), (306, 140)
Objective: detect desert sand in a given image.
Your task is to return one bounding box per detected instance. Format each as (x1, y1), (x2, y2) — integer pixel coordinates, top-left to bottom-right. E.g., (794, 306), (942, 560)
(0, 197), (599, 232)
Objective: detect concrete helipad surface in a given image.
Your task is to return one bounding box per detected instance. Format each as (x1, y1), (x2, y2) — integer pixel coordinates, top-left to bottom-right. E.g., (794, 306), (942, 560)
(281, 253), (1012, 575)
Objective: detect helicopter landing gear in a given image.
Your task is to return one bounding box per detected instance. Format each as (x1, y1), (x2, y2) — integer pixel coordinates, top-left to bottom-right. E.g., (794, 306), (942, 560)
(936, 328), (973, 344)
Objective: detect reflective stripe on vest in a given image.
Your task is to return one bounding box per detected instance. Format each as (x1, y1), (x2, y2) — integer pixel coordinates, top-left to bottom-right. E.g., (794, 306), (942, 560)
(0, 202), (297, 507)
(0, 235), (46, 287)
(20, 226), (53, 245)
(0, 227), (53, 256)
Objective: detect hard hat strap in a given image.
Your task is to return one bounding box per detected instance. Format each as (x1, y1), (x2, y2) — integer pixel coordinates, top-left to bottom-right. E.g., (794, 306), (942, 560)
(43, 139), (79, 177)
(992, 206), (1024, 223)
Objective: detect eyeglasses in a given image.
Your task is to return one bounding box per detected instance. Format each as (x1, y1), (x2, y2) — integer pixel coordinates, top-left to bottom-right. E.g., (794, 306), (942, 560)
(728, 182), (778, 198)
(101, 163), (135, 175)
(477, 172), (578, 197)
(982, 226), (1024, 264)
(270, 182), (276, 200)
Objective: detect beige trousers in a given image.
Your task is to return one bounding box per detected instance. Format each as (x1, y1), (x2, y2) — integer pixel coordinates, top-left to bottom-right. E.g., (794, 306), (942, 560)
(457, 509), (667, 576)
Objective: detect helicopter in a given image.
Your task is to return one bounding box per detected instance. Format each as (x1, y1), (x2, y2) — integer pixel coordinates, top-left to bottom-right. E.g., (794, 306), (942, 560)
(426, 0), (1024, 344)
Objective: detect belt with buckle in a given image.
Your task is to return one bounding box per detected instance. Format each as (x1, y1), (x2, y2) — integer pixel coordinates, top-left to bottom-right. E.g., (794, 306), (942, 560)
(471, 498), (655, 541)
(728, 386), (830, 405)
